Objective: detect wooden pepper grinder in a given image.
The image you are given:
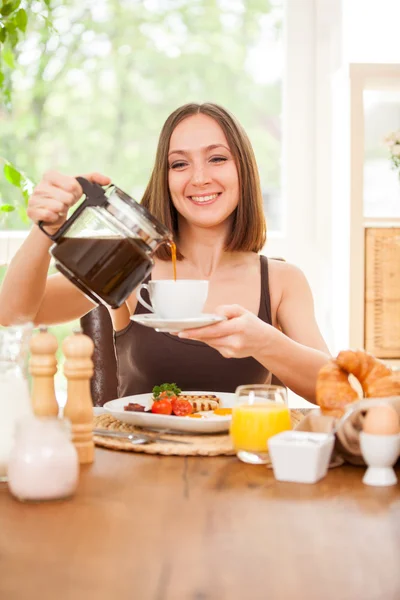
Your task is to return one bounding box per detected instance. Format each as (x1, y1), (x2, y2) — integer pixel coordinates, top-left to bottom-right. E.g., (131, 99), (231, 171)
(29, 326), (59, 417)
(63, 329), (95, 464)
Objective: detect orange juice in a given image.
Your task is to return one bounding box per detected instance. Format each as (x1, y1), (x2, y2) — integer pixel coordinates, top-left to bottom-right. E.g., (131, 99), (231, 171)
(230, 403), (291, 452)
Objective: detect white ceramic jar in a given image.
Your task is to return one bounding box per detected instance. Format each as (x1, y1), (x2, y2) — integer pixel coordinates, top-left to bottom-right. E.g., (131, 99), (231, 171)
(7, 417), (79, 502)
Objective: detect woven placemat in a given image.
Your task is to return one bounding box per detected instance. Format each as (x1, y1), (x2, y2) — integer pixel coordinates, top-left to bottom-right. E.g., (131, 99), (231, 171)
(93, 409), (309, 457)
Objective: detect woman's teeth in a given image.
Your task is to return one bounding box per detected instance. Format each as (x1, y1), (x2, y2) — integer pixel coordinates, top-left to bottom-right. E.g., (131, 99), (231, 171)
(190, 193), (219, 203)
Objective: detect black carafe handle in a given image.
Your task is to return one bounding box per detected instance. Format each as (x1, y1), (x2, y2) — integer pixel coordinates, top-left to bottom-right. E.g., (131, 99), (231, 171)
(38, 177), (109, 242)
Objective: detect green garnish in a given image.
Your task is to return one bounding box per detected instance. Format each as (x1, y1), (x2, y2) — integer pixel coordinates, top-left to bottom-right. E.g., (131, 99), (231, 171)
(152, 383), (181, 398)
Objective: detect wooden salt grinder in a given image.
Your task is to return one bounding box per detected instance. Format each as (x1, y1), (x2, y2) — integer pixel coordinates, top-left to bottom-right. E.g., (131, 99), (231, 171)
(63, 329), (95, 464)
(29, 326), (59, 417)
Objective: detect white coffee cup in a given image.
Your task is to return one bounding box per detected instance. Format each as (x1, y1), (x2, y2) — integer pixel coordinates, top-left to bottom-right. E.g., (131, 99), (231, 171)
(136, 280), (209, 319)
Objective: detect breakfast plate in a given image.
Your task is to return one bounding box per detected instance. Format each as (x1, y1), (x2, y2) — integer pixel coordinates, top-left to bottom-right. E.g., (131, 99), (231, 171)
(130, 313), (226, 333)
(103, 391), (235, 434)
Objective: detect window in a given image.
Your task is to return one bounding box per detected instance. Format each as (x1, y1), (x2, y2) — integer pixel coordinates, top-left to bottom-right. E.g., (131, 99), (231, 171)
(364, 90), (400, 219)
(1, 0), (284, 231)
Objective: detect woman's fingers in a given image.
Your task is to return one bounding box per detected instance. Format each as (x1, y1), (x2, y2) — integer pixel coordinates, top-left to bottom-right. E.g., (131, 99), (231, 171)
(178, 318), (238, 340)
(31, 178), (79, 220)
(28, 170), (111, 232)
(27, 207), (61, 224)
(33, 181), (76, 208)
(81, 172), (111, 186)
(29, 186), (71, 222)
(42, 170), (83, 199)
(27, 198), (68, 222)
(41, 170), (111, 202)
(178, 305), (247, 340)
(214, 304), (246, 319)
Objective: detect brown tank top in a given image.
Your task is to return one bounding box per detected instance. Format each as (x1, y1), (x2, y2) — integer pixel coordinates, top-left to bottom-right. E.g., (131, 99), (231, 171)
(114, 255), (272, 396)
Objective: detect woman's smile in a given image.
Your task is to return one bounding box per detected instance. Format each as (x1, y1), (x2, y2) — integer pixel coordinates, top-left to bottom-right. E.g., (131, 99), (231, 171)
(188, 192), (222, 205)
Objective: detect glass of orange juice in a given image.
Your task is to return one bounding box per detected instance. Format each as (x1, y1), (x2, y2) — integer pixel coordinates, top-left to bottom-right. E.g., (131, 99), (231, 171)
(230, 384), (291, 464)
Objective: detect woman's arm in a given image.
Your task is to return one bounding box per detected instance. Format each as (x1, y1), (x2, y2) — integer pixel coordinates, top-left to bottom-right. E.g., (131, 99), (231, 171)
(252, 261), (330, 401)
(0, 171), (110, 326)
(0, 226), (96, 326)
(177, 263), (330, 403)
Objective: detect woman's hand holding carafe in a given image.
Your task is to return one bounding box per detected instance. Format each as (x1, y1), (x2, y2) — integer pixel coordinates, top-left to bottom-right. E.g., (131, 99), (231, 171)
(27, 171), (111, 235)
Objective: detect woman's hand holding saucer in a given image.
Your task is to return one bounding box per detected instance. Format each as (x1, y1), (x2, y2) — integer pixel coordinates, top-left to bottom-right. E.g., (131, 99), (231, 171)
(178, 304), (270, 359)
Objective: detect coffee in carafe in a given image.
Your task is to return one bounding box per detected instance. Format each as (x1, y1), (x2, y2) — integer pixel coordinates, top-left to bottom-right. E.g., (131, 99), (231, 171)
(38, 178), (173, 308)
(52, 237), (153, 308)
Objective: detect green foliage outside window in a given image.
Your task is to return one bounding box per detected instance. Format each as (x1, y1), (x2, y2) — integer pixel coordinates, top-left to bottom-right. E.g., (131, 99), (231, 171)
(1, 1), (51, 215)
(1, 0), (283, 230)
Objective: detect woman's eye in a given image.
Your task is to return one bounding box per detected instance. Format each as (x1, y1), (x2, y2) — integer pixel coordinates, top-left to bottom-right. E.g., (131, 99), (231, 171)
(170, 161), (187, 170)
(209, 156), (228, 164)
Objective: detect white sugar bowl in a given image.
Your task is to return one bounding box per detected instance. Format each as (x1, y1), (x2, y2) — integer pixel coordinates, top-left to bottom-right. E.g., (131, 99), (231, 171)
(268, 431), (335, 484)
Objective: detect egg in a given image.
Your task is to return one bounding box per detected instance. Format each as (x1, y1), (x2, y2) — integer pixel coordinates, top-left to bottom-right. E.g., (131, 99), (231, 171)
(363, 404), (400, 435)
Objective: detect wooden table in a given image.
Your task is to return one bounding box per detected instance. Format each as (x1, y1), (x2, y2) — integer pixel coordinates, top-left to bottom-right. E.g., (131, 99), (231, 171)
(1, 449), (400, 600)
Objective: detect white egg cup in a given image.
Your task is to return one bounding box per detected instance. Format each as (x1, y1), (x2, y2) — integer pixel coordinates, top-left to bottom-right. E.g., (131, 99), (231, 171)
(360, 432), (400, 487)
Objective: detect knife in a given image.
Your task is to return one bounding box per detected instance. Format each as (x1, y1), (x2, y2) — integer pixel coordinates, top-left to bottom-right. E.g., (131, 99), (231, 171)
(93, 428), (191, 445)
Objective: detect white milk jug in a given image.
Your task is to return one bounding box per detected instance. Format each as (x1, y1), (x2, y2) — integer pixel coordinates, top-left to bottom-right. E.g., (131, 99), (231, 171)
(0, 324), (33, 482)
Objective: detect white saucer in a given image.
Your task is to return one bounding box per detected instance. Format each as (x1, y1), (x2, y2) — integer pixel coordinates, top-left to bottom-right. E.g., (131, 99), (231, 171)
(130, 313), (226, 332)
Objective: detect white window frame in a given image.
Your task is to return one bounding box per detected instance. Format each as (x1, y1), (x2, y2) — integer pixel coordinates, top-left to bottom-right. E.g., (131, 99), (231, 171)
(265, 0), (342, 350)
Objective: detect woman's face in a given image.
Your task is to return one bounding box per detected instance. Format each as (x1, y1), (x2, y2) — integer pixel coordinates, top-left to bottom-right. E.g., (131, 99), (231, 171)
(167, 113), (239, 229)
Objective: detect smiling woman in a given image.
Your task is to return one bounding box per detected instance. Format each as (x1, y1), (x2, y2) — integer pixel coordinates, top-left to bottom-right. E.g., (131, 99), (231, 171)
(141, 103), (266, 261)
(0, 101), (330, 404)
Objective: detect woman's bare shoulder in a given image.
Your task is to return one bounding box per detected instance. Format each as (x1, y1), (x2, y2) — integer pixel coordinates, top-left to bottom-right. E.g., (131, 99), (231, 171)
(266, 258), (310, 321)
(266, 257), (307, 286)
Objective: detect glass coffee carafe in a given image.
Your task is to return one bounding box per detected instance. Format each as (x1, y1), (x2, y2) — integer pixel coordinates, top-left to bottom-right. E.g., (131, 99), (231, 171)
(38, 177), (173, 308)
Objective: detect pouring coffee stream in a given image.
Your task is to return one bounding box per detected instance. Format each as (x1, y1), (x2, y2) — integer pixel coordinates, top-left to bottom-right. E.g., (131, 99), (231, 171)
(38, 177), (176, 308)
(171, 240), (177, 282)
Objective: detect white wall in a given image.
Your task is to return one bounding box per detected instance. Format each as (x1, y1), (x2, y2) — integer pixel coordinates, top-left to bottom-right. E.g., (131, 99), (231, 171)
(343, 0), (400, 64)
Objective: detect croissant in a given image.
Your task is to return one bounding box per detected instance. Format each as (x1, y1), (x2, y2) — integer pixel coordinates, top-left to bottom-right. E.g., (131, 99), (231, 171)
(336, 350), (392, 396)
(316, 349), (400, 417)
(366, 373), (400, 398)
(315, 362), (358, 418)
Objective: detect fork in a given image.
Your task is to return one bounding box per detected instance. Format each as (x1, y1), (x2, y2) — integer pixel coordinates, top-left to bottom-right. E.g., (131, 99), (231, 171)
(93, 428), (191, 445)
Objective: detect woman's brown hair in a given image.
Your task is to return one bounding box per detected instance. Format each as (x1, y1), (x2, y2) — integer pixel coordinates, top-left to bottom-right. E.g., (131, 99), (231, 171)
(140, 102), (266, 260)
